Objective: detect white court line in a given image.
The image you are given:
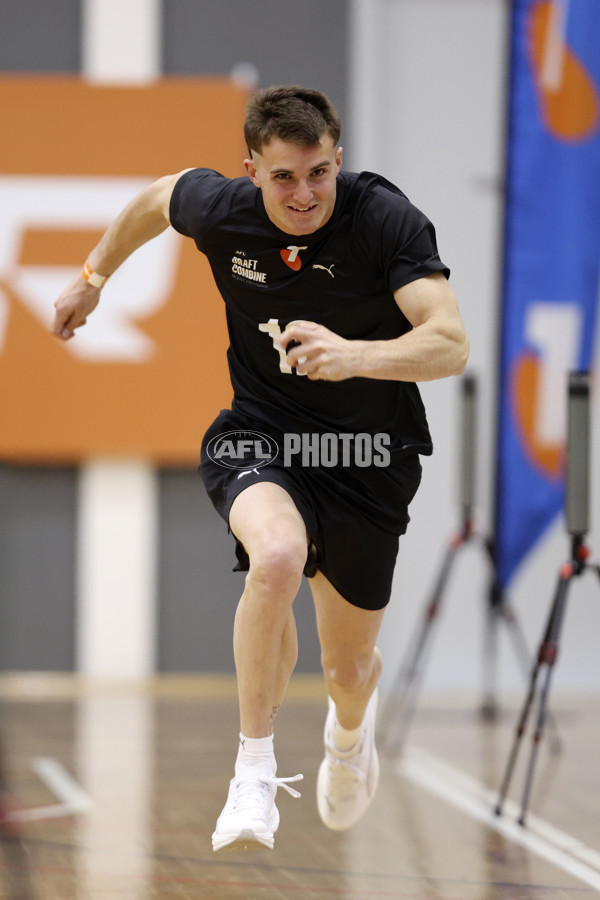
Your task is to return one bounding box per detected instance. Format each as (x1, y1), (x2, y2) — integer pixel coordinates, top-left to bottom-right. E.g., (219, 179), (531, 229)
(9, 757), (92, 823)
(396, 746), (600, 893)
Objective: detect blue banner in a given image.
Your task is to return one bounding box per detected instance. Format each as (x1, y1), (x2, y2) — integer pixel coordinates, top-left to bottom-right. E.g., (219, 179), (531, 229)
(496, 0), (600, 588)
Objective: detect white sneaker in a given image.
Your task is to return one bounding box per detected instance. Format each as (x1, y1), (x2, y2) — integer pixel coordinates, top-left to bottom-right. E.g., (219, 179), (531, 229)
(212, 763), (303, 852)
(316, 689), (380, 830)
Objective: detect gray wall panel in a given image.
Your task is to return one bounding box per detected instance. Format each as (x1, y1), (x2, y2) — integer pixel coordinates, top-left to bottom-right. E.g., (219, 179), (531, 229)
(163, 0), (348, 135)
(157, 470), (322, 673)
(0, 466), (77, 671)
(0, 0), (81, 71)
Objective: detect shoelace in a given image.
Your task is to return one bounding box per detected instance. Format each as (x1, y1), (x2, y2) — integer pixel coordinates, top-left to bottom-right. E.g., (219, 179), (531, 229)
(263, 773), (304, 798)
(231, 773), (304, 812)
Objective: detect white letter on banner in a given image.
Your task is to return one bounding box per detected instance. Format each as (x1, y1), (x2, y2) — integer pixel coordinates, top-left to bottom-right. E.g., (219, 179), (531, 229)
(525, 301), (583, 445)
(0, 176), (179, 362)
(0, 287), (8, 352)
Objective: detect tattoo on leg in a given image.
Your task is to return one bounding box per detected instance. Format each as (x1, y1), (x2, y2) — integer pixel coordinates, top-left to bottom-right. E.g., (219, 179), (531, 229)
(269, 704), (280, 734)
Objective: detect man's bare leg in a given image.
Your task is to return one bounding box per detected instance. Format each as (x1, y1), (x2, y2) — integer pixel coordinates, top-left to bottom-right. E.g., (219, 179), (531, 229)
(212, 482), (307, 851)
(229, 482), (308, 737)
(311, 570), (384, 726)
(310, 570), (385, 830)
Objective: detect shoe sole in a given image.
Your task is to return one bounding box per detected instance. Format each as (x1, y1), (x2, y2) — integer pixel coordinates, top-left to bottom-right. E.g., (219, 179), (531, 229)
(212, 803), (280, 852)
(212, 827), (274, 852)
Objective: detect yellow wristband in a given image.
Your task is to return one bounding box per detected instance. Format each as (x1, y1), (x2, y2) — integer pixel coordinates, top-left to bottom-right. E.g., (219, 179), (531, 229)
(82, 259), (109, 288)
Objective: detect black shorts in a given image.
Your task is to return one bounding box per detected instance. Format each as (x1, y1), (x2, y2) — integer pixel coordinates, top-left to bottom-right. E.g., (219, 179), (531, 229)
(199, 410), (422, 611)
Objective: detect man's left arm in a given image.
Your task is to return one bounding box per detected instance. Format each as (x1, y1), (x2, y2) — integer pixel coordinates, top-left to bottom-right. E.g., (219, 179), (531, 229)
(281, 273), (469, 382)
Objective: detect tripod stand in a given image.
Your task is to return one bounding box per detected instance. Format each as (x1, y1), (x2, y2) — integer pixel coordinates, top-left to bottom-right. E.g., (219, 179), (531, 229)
(380, 374), (534, 755)
(495, 370), (599, 826)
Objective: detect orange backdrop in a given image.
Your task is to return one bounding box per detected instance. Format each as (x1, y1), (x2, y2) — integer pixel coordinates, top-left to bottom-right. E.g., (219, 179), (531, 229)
(0, 77), (247, 464)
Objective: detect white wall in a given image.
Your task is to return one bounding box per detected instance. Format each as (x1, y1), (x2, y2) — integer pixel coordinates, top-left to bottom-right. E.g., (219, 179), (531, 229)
(349, 0), (600, 694)
(77, 0), (161, 679)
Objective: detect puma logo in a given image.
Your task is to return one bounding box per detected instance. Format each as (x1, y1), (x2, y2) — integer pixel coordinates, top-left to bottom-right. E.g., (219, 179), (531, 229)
(312, 264), (335, 278)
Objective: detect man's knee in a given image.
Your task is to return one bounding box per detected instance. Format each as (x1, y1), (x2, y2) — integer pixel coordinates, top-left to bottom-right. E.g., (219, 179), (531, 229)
(230, 483), (309, 601)
(245, 533), (308, 600)
(321, 648), (375, 694)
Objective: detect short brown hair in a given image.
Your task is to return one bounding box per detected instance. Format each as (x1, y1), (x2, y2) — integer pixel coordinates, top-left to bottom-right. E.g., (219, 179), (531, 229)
(244, 85), (342, 155)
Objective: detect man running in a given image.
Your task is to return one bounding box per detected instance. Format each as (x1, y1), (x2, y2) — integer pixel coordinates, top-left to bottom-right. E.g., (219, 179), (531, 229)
(53, 85), (469, 852)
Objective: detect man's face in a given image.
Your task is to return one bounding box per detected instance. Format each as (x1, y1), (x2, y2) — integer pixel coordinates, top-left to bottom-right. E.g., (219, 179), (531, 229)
(244, 135), (343, 235)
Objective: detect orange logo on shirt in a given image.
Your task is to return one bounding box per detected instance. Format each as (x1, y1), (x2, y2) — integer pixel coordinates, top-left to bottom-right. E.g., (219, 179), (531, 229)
(280, 245), (308, 270)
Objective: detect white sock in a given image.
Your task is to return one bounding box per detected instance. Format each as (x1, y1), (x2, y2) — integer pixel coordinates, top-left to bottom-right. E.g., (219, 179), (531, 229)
(331, 718), (362, 753)
(235, 733), (276, 772)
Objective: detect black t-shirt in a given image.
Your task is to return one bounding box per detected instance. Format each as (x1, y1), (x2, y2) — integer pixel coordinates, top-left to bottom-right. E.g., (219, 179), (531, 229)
(170, 168), (450, 455)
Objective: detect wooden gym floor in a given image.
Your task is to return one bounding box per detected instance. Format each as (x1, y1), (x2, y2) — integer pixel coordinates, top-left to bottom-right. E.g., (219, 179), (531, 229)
(0, 675), (598, 899)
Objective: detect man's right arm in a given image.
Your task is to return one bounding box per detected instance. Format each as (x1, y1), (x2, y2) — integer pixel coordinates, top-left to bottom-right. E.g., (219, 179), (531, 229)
(52, 170), (190, 341)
